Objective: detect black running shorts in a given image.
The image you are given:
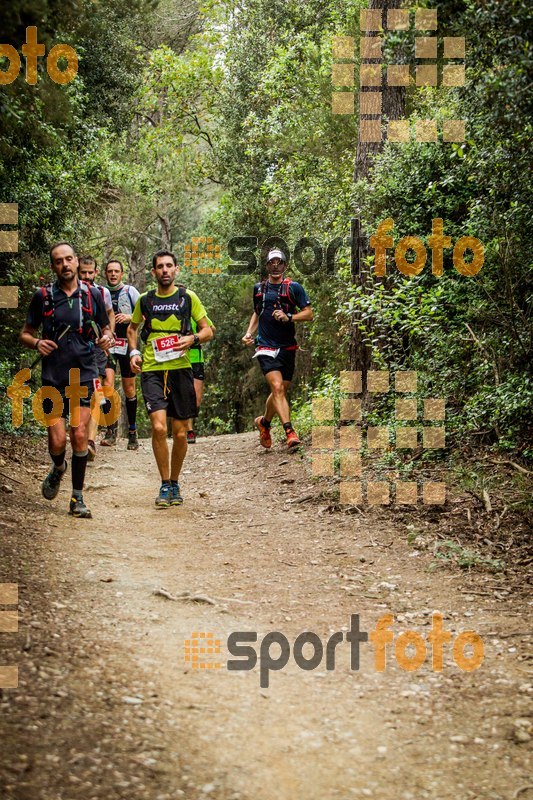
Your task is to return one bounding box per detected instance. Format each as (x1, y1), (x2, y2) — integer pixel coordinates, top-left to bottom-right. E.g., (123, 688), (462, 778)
(95, 348), (108, 378)
(41, 383), (94, 420)
(107, 352), (134, 378)
(191, 362), (205, 381)
(257, 349), (296, 382)
(141, 369), (197, 419)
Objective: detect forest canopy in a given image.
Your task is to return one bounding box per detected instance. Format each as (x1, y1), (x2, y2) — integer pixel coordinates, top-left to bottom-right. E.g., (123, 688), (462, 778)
(0, 0), (531, 456)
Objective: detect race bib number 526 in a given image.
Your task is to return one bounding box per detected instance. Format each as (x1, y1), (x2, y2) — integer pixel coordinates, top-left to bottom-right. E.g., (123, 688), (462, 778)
(152, 334), (185, 363)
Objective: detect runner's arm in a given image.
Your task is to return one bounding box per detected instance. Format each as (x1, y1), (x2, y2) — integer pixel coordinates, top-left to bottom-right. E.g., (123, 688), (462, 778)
(293, 305), (313, 322)
(178, 316), (213, 351)
(96, 323), (113, 351)
(20, 323), (57, 356)
(116, 287), (140, 325)
(127, 320), (142, 374)
(93, 290), (114, 350)
(127, 320), (140, 352)
(242, 312), (258, 345)
(107, 307), (115, 334)
(102, 288), (115, 332)
(272, 304), (313, 324)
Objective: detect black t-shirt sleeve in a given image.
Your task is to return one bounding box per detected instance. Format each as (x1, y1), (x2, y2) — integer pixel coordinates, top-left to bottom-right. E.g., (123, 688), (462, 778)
(26, 290), (44, 331)
(290, 282), (311, 309)
(91, 287), (109, 329)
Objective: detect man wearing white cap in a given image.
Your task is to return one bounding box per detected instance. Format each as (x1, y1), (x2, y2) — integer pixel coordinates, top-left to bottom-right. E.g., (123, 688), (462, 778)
(242, 248), (313, 450)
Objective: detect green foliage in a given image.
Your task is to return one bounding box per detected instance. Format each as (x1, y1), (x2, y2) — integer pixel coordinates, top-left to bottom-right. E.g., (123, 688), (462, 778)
(349, 0), (532, 455)
(289, 373), (340, 440)
(431, 540), (504, 573)
(1, 0), (530, 463)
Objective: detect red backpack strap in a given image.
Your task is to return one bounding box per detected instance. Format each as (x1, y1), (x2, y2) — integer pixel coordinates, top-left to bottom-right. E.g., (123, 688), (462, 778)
(254, 281), (265, 315)
(41, 284), (54, 317)
(80, 280), (93, 315)
(78, 281), (96, 335)
(279, 277), (291, 297)
(279, 277), (296, 310)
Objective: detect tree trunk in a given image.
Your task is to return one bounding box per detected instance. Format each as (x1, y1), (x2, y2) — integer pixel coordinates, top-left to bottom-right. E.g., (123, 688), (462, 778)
(158, 213), (171, 250)
(350, 0), (405, 377)
(129, 236), (147, 292)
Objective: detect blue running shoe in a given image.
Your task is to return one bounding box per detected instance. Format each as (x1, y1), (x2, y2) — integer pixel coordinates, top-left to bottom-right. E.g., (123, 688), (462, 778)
(170, 482), (183, 506)
(155, 483), (172, 508)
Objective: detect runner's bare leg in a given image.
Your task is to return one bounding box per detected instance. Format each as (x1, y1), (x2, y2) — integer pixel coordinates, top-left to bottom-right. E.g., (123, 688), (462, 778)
(264, 372), (291, 425)
(150, 409), (170, 481)
(170, 418), (188, 480)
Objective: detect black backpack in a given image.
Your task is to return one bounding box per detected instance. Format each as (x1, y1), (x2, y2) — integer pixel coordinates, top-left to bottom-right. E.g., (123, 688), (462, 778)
(139, 286), (192, 343)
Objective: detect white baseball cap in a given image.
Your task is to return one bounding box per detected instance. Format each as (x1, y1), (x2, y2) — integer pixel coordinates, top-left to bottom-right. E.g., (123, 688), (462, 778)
(267, 248), (287, 263)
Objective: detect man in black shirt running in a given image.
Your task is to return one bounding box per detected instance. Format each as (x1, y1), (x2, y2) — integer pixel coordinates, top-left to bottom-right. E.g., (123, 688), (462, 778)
(242, 248), (313, 450)
(20, 242), (113, 518)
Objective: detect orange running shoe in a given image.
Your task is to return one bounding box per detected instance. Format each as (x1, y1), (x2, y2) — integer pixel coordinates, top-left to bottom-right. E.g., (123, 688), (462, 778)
(286, 429), (301, 449)
(255, 416), (272, 448)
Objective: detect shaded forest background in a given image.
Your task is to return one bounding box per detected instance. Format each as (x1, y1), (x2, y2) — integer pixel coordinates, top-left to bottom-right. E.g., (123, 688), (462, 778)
(0, 0), (531, 459)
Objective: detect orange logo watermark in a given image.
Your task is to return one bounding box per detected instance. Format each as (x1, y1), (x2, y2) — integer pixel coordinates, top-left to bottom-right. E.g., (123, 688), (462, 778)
(0, 583), (19, 689)
(6, 368), (121, 428)
(0, 27), (78, 86)
(370, 218), (484, 277)
(312, 370), (447, 506)
(183, 237), (221, 275)
(0, 202), (19, 309)
(184, 632), (222, 670)
(186, 613), (484, 688)
(333, 7), (466, 143)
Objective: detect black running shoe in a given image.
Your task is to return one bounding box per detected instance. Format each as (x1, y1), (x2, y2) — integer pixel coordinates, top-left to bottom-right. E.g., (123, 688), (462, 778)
(127, 431), (139, 450)
(42, 464), (67, 500)
(69, 495), (92, 518)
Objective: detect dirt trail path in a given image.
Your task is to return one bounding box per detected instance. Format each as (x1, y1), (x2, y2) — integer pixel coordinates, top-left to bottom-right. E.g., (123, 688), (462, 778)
(1, 433), (531, 800)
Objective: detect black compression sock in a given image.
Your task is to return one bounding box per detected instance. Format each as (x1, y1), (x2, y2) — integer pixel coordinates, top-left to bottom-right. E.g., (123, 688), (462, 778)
(51, 450), (66, 470)
(71, 451), (88, 492)
(126, 397), (137, 429)
(170, 480), (178, 486)
(283, 422), (294, 433)
(101, 398), (111, 417)
(261, 417), (271, 428)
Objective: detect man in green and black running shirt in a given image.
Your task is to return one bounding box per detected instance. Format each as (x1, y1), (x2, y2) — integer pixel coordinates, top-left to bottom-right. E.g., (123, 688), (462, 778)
(127, 250), (213, 508)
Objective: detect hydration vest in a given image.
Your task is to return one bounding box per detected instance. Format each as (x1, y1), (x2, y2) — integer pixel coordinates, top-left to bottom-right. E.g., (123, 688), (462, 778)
(254, 278), (298, 317)
(110, 284), (136, 315)
(41, 281), (96, 338)
(139, 286), (192, 343)
(95, 284), (106, 303)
